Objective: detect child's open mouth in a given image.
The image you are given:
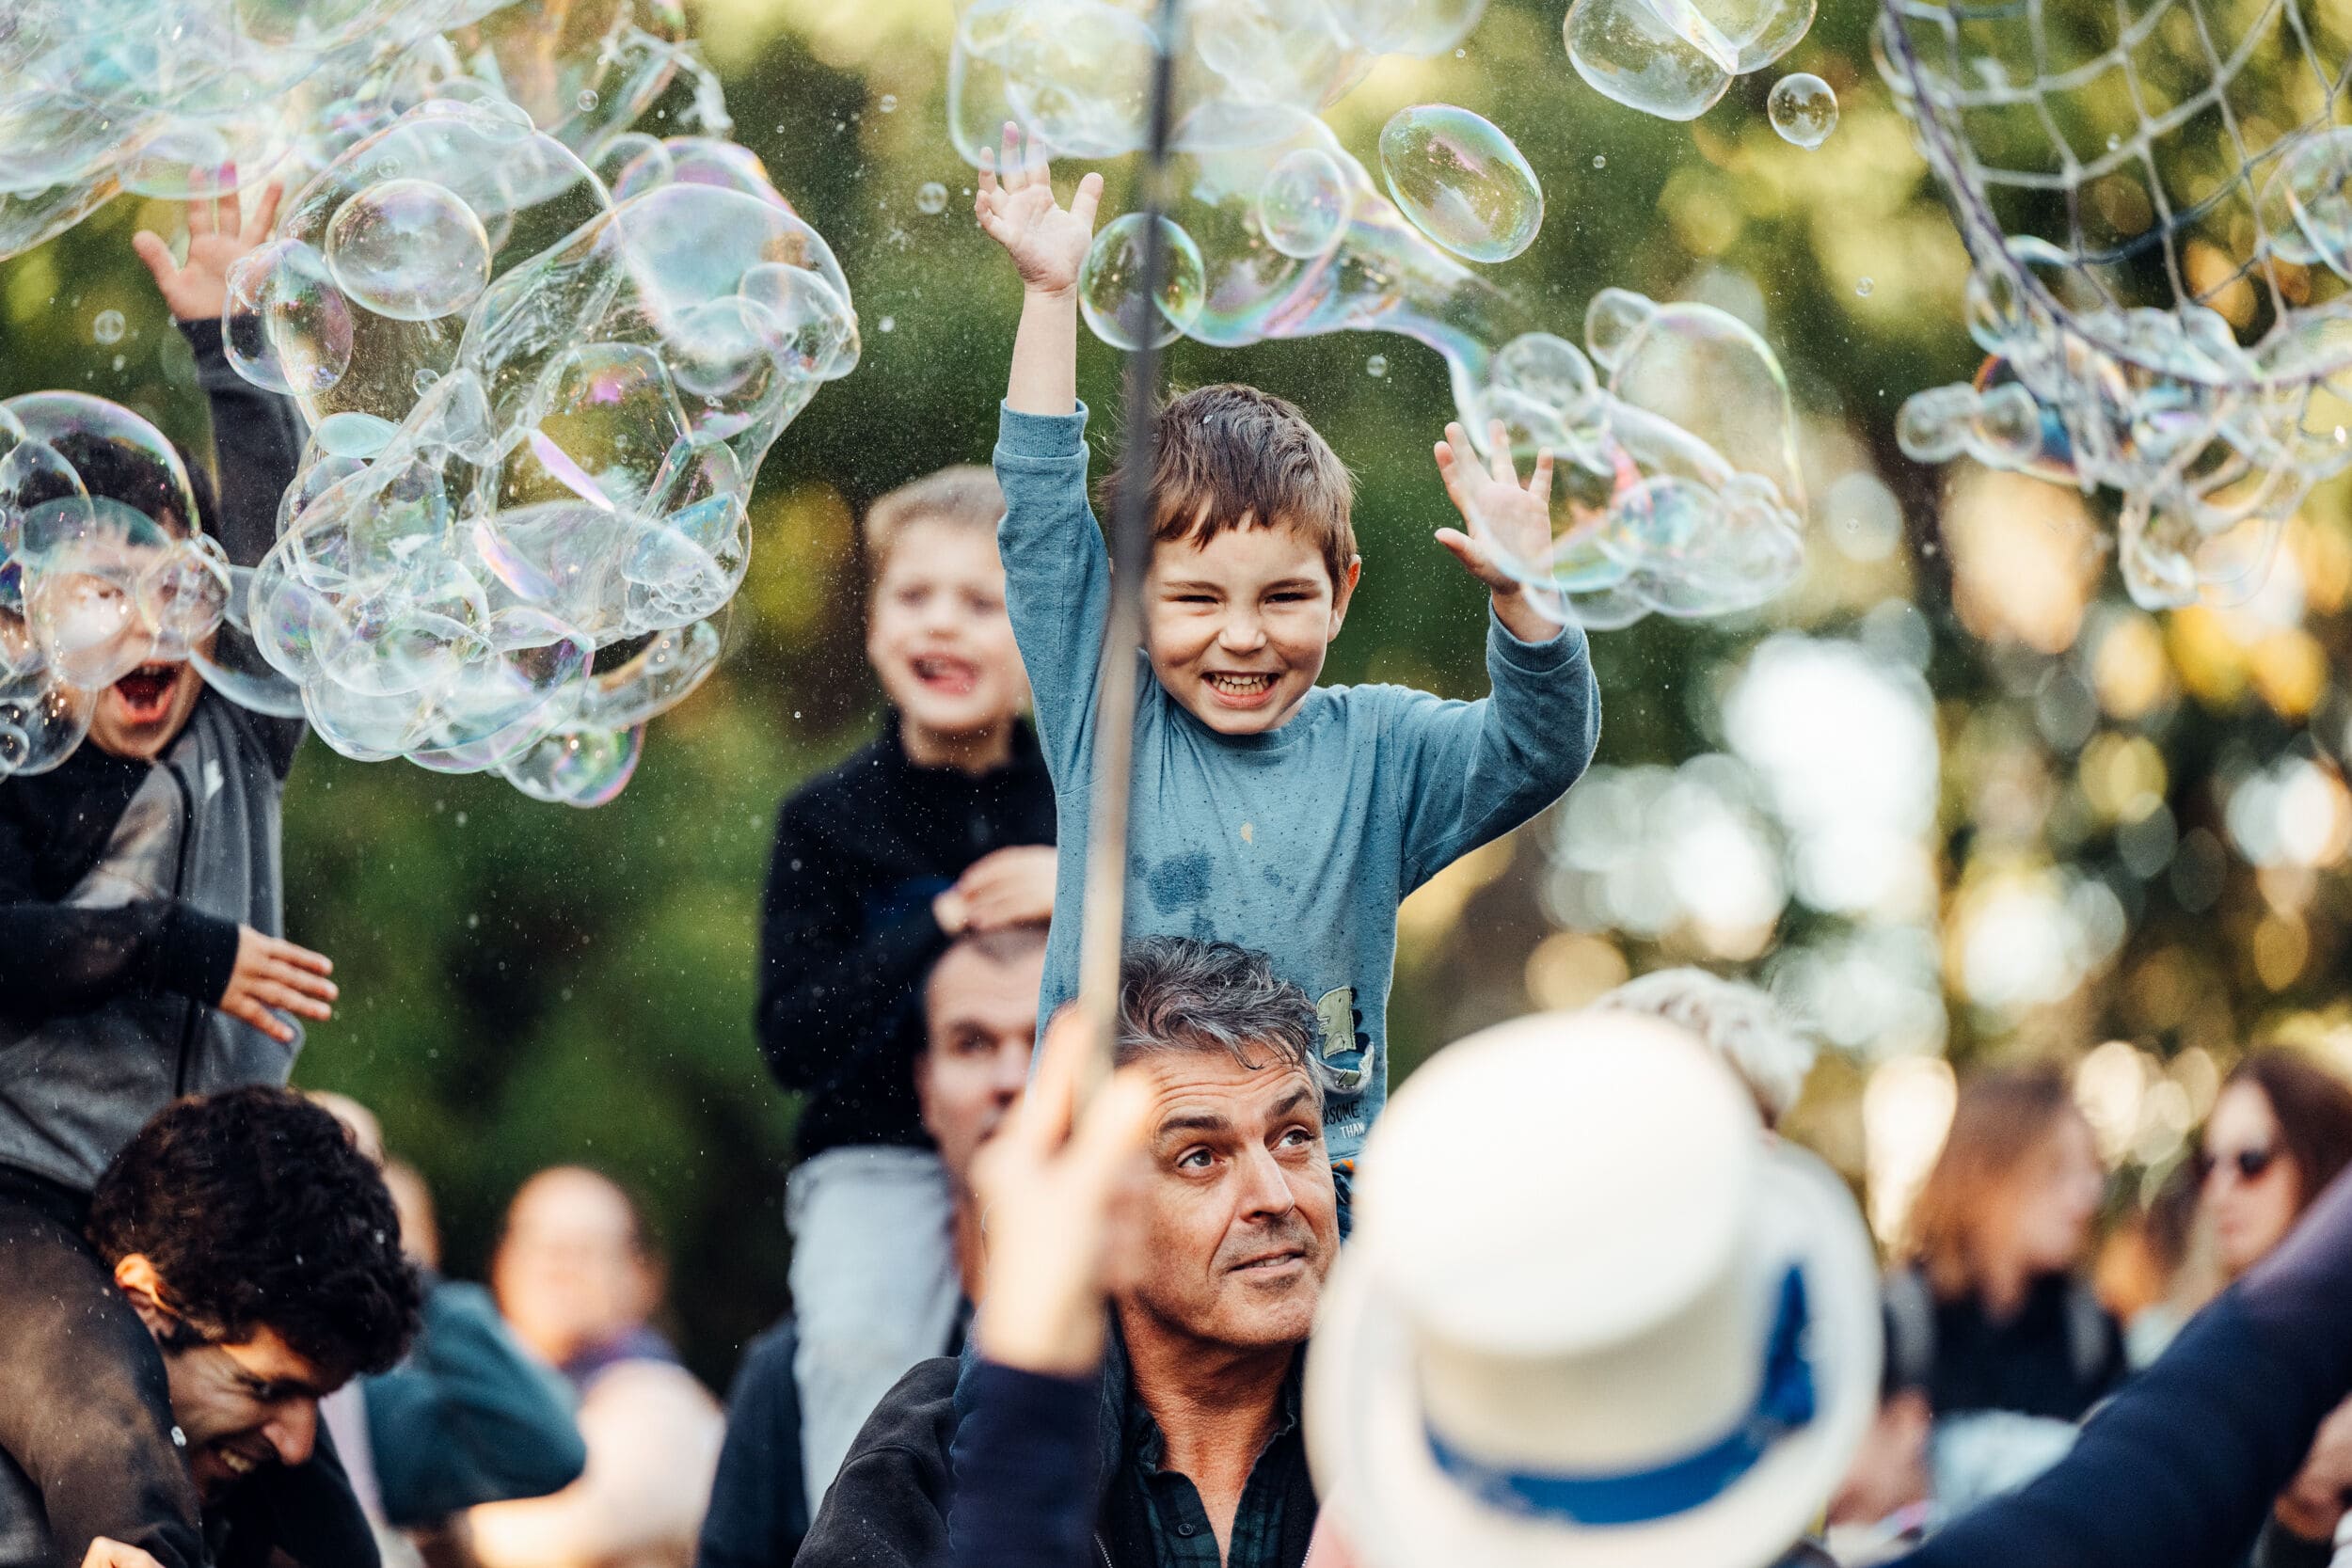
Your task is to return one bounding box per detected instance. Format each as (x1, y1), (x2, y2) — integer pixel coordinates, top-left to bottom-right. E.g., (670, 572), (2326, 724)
(109, 662), (183, 725)
(1206, 671), (1278, 708)
(911, 654), (978, 697)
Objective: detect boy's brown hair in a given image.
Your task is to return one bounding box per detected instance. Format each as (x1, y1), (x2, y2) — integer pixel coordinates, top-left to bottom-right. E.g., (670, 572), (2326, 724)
(862, 465), (1007, 585)
(1097, 384), (1357, 592)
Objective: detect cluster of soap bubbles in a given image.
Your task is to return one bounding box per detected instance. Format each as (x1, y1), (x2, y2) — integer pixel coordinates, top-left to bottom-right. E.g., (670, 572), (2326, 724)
(1565, 0), (1817, 122)
(0, 0), (730, 263)
(1879, 0), (2352, 610)
(957, 1), (1808, 626)
(223, 100), (857, 802)
(0, 395), (230, 776)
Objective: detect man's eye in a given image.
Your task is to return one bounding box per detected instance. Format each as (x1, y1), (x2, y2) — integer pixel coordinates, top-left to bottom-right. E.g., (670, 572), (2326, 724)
(1176, 1148), (1214, 1169)
(1279, 1127), (1314, 1148)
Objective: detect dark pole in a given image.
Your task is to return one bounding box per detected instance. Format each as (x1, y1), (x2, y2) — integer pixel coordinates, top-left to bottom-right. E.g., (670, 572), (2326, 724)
(1072, 0), (1184, 1091)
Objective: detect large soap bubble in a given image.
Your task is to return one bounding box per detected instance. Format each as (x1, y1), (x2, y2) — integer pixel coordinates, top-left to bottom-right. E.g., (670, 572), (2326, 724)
(1080, 214), (1209, 350)
(238, 139), (858, 801)
(1563, 0), (1815, 121)
(324, 177), (493, 321)
(1377, 104), (1543, 264)
(0, 393), (246, 776)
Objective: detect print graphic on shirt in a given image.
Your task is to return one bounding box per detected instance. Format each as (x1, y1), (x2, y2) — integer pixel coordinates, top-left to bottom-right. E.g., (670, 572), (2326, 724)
(1315, 987), (1372, 1098)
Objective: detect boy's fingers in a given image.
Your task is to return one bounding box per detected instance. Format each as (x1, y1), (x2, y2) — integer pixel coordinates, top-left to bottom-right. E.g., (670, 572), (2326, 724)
(1485, 419), (1518, 486)
(213, 163), (240, 235)
(999, 122), (1024, 190)
(1529, 450), (1556, 501)
(1071, 170), (1104, 230)
(244, 180), (282, 243)
(131, 231), (176, 288)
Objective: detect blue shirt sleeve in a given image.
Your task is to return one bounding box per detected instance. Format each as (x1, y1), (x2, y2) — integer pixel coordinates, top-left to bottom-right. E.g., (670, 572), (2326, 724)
(947, 1360), (1103, 1568)
(1382, 610), (1600, 892)
(993, 402), (1106, 794)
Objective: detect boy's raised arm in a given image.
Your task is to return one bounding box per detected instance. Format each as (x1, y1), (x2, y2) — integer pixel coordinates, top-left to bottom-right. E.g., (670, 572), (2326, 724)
(975, 123), (1100, 419)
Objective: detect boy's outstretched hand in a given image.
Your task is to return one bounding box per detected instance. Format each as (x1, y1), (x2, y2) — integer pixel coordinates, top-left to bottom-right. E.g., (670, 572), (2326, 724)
(132, 174), (282, 324)
(219, 926), (337, 1044)
(1434, 419), (1567, 642)
(975, 123), (1103, 300)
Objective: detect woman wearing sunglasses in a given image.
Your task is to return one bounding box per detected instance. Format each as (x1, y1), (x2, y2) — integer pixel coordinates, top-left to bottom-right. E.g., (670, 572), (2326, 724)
(2201, 1051), (2352, 1284)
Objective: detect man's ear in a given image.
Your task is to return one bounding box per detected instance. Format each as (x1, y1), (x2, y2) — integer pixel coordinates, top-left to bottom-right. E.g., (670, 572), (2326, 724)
(1327, 556), (1364, 638)
(113, 1254), (175, 1338)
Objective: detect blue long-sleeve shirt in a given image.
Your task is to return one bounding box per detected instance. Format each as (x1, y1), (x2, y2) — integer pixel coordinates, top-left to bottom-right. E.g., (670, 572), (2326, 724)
(993, 404), (1600, 1159)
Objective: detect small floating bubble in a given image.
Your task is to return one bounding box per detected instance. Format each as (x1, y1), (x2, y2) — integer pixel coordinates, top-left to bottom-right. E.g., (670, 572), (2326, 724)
(1367, 354), (1389, 377)
(916, 182), (948, 214)
(1856, 277), (1874, 296)
(1593, 154), (1607, 169)
(577, 89), (598, 112)
(879, 94), (898, 113)
(879, 315), (895, 332)
(1767, 73), (1837, 150)
(93, 309), (124, 344)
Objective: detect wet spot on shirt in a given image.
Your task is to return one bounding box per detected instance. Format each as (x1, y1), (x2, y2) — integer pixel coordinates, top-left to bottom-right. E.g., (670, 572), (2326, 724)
(1240, 821), (1254, 843)
(1147, 850), (1213, 912)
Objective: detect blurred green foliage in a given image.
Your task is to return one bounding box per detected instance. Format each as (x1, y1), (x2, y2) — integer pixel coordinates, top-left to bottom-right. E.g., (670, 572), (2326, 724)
(2, 0), (2347, 1383)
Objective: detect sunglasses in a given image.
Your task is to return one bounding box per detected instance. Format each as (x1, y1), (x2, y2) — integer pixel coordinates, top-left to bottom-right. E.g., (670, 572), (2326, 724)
(2197, 1145), (2280, 1183)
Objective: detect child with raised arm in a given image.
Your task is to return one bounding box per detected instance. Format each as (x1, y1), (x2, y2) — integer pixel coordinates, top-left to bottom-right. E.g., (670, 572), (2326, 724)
(973, 125), (1601, 1160)
(0, 182), (358, 1568)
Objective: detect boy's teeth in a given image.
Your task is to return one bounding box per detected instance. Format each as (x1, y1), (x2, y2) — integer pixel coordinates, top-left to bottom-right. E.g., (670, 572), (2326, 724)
(1211, 673), (1271, 694)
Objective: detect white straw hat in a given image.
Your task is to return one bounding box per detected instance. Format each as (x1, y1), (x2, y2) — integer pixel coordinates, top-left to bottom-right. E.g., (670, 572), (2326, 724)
(1305, 1010), (1881, 1568)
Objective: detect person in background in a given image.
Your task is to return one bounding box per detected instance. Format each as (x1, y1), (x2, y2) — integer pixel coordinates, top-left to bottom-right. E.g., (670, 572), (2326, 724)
(1823, 1329), (1940, 1566)
(2097, 1155), (2216, 1370)
(1586, 967), (1818, 1132)
(2195, 1050), (2352, 1568)
(697, 926), (1047, 1568)
(1886, 1066), (2125, 1425)
(468, 1169), (723, 1568)
(308, 1096), (586, 1568)
(754, 464), (1057, 1506)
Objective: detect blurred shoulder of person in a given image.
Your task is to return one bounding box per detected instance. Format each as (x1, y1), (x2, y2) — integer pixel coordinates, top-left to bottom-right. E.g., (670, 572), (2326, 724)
(469, 1168), (722, 1568)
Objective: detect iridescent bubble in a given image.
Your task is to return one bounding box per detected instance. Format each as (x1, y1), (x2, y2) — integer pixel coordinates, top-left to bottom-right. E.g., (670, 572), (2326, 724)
(1855, 277), (1873, 296)
(1564, 0), (1734, 122)
(92, 309), (125, 345)
(879, 94), (898, 113)
(1256, 148), (1351, 259)
(1078, 213), (1208, 350)
(0, 672), (93, 779)
(1896, 384), (1979, 463)
(1367, 354), (1389, 376)
(1584, 287), (1659, 370)
(1767, 72), (1837, 149)
(1325, 0), (1490, 55)
(223, 239), (355, 397)
(1378, 104), (1543, 263)
(325, 178), (493, 323)
(916, 181), (949, 215)
(1192, 0), (1356, 113)
(500, 722), (645, 807)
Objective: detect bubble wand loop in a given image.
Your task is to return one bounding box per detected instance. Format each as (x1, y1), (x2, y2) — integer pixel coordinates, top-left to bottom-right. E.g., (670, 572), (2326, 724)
(1072, 0), (1184, 1101)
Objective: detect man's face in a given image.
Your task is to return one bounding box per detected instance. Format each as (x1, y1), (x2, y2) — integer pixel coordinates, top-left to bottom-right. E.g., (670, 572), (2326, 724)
(115, 1256), (332, 1502)
(1119, 1050), (1336, 1354)
(163, 1324), (331, 1501)
(916, 942), (1045, 1191)
(491, 1168), (658, 1366)
(866, 516), (1027, 750)
(1143, 523), (1358, 737)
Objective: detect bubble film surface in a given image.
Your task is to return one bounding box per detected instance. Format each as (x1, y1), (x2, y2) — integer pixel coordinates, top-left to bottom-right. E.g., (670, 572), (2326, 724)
(1562, 0), (1815, 121)
(1767, 72), (1836, 149)
(1376, 104), (1543, 264)
(952, 8), (1811, 626)
(0, 0), (731, 263)
(1880, 0), (2352, 610)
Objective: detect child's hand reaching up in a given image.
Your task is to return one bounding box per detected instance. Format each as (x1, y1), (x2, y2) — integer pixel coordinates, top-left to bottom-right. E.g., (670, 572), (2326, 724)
(1434, 419), (1567, 642)
(975, 123), (1103, 299)
(132, 174), (283, 324)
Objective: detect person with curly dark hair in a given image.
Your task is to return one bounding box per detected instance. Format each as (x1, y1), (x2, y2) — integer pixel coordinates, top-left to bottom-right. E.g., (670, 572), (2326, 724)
(0, 1086), (421, 1568)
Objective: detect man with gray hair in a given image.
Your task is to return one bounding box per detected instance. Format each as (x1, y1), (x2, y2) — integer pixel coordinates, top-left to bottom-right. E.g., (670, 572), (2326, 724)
(795, 935), (1340, 1568)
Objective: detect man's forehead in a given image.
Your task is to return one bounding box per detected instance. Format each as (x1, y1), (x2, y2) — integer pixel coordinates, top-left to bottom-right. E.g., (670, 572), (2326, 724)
(1144, 1051), (1318, 1126)
(927, 948), (1045, 1022)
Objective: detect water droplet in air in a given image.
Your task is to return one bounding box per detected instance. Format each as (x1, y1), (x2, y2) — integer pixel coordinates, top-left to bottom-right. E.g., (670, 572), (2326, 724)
(93, 309), (124, 344)
(1367, 354), (1389, 377)
(915, 182), (948, 215)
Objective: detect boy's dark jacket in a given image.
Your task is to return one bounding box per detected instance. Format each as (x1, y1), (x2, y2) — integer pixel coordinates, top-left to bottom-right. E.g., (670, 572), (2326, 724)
(755, 716), (1054, 1157)
(0, 321), (305, 1194)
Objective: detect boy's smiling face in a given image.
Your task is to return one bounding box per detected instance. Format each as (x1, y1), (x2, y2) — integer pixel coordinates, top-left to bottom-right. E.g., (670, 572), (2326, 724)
(1144, 519), (1359, 736)
(867, 515), (1027, 754)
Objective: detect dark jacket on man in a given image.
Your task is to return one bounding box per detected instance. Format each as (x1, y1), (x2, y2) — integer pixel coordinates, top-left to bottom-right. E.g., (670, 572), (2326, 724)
(795, 1333), (1315, 1568)
(755, 718), (1053, 1158)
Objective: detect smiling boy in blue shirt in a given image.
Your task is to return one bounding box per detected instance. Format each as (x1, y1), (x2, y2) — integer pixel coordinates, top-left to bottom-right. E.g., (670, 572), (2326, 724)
(973, 126), (1601, 1161)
